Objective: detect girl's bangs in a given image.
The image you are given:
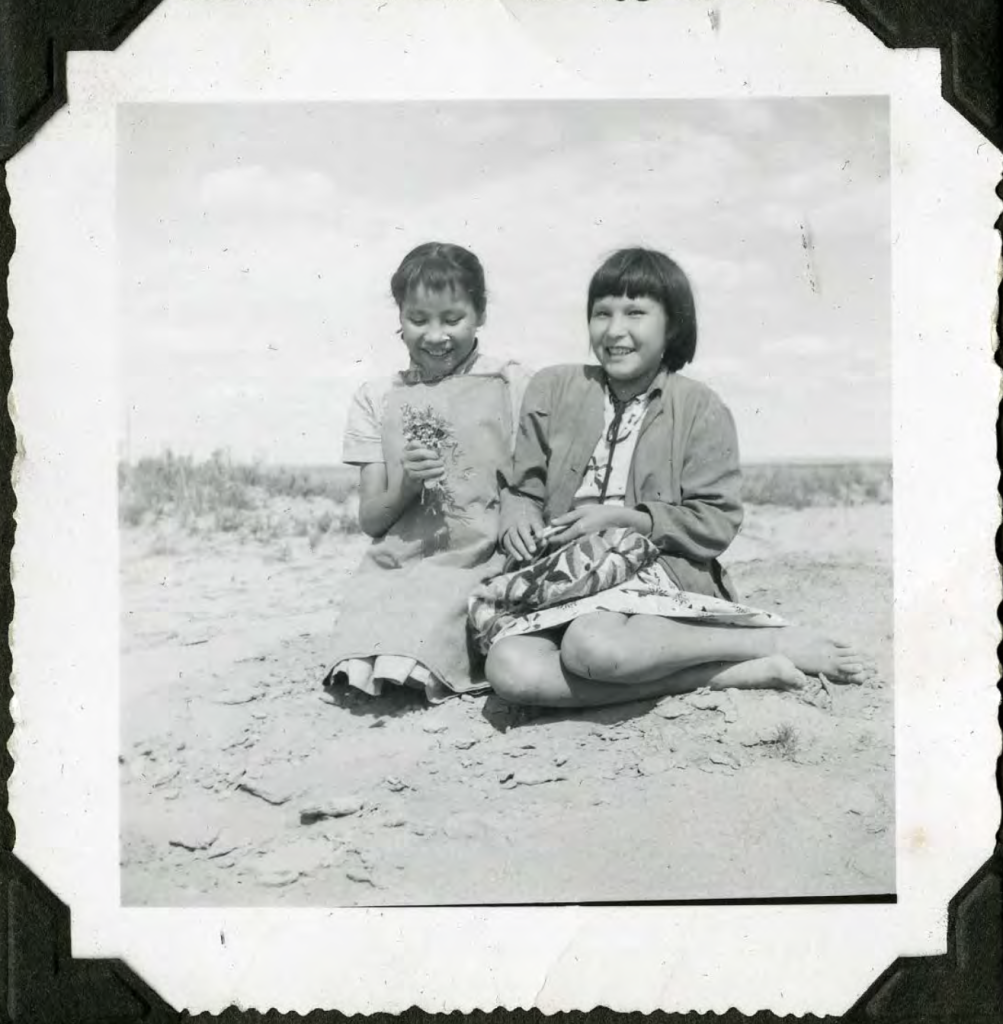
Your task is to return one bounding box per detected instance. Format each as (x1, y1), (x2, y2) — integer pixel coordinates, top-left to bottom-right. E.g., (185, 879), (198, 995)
(402, 263), (468, 303)
(589, 256), (665, 307)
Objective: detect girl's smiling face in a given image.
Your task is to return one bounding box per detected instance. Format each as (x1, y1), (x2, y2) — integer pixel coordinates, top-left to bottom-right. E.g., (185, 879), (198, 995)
(589, 293), (669, 392)
(400, 285), (483, 378)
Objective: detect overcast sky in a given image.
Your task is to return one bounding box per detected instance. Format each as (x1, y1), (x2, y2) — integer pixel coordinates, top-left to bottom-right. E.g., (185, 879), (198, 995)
(118, 98), (890, 465)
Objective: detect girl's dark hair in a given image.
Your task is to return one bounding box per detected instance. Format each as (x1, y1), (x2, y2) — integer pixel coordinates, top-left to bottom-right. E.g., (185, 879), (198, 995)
(390, 242), (487, 317)
(587, 247), (697, 372)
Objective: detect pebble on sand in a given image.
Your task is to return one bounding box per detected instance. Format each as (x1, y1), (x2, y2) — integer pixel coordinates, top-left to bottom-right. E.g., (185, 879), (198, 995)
(254, 867), (303, 888)
(205, 836), (241, 859)
(298, 796), (365, 824)
(341, 847), (377, 886)
(250, 838), (338, 885)
(734, 724), (781, 747)
(345, 868), (376, 885)
(503, 769), (568, 789)
(168, 823), (220, 852)
(653, 702), (691, 720)
(709, 751), (741, 769)
(237, 779), (296, 805)
(149, 764), (181, 788)
(208, 686), (262, 706)
(687, 692), (724, 712)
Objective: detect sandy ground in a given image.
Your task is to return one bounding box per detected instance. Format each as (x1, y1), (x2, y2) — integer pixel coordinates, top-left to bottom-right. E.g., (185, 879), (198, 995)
(120, 503), (895, 905)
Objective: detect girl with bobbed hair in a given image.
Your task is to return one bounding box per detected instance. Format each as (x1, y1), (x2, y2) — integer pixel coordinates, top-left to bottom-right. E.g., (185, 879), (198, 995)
(476, 247), (872, 708)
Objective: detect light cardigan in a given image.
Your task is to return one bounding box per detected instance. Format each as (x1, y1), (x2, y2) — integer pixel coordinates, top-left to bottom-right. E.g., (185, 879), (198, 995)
(500, 364), (743, 599)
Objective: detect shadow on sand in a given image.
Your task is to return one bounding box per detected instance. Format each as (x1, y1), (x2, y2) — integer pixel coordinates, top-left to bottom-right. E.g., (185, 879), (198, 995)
(319, 674), (664, 735)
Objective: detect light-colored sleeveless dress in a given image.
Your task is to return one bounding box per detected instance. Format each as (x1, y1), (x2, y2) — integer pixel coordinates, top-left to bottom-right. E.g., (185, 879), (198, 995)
(327, 351), (525, 700)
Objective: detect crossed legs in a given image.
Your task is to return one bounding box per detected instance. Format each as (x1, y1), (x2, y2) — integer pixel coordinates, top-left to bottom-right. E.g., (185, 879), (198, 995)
(486, 611), (871, 709)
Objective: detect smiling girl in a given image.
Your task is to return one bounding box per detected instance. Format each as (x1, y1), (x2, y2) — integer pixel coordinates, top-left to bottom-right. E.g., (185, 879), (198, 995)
(325, 242), (526, 701)
(483, 247), (871, 708)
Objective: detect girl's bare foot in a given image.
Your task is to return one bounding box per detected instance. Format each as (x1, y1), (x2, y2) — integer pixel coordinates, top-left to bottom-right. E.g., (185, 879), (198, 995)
(772, 627), (873, 683)
(709, 654), (807, 691)
(757, 654), (809, 690)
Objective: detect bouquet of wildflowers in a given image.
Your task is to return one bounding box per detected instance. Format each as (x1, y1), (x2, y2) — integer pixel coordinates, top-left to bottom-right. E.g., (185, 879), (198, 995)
(401, 403), (459, 509)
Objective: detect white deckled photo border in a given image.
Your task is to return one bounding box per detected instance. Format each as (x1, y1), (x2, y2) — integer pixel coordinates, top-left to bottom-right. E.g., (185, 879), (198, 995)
(7, 0), (1000, 1014)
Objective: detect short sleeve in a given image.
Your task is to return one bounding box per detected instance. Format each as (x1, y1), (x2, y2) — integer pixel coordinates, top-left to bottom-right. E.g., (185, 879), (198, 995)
(342, 379), (387, 465)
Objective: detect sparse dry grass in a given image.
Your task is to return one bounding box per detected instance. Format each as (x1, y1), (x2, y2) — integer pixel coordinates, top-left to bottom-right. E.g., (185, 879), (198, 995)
(119, 451), (361, 545)
(742, 461), (891, 509)
(767, 723), (800, 761)
(118, 453), (892, 550)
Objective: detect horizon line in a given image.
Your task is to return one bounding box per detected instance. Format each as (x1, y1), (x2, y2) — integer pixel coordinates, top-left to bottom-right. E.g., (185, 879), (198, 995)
(117, 450), (893, 469)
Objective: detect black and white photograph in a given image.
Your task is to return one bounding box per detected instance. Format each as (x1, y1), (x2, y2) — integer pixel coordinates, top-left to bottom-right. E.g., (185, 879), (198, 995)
(6, 0), (998, 1013)
(117, 98), (896, 906)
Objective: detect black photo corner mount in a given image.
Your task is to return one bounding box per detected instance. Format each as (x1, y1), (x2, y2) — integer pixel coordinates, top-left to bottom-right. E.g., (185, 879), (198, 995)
(0, 0), (1000, 1019)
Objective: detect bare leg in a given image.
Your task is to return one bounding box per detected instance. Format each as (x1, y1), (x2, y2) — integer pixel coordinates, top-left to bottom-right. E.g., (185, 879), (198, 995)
(486, 632), (808, 709)
(560, 612), (872, 685)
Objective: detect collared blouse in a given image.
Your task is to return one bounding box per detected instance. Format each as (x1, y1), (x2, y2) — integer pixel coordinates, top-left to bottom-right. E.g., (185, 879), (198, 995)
(574, 381), (660, 507)
(502, 363), (743, 598)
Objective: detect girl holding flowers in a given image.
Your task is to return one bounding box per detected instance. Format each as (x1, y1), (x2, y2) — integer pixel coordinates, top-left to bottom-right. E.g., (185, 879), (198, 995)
(326, 242), (527, 701)
(481, 247), (873, 708)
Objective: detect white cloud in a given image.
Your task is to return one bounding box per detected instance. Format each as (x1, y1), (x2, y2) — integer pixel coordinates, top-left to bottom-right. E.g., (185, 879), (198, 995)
(121, 102), (889, 464)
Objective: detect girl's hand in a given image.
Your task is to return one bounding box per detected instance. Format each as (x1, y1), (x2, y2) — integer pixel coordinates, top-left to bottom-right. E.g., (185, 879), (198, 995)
(546, 506), (652, 546)
(401, 441), (445, 492)
(501, 520), (546, 563)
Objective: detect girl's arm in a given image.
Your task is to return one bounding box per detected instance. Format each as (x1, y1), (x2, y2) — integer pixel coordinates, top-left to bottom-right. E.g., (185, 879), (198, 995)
(357, 444), (444, 538)
(636, 394), (743, 560)
(546, 504), (652, 545)
(499, 370), (552, 550)
(344, 380), (445, 538)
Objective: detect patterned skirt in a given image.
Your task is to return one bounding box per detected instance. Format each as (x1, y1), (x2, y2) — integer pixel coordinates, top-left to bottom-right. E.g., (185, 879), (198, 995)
(487, 561), (784, 645)
(468, 528), (784, 653)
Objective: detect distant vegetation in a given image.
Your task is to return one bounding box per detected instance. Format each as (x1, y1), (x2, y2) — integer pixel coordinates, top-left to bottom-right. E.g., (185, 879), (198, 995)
(741, 461), (891, 509)
(118, 451), (360, 545)
(741, 462), (889, 509)
(118, 452), (892, 543)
